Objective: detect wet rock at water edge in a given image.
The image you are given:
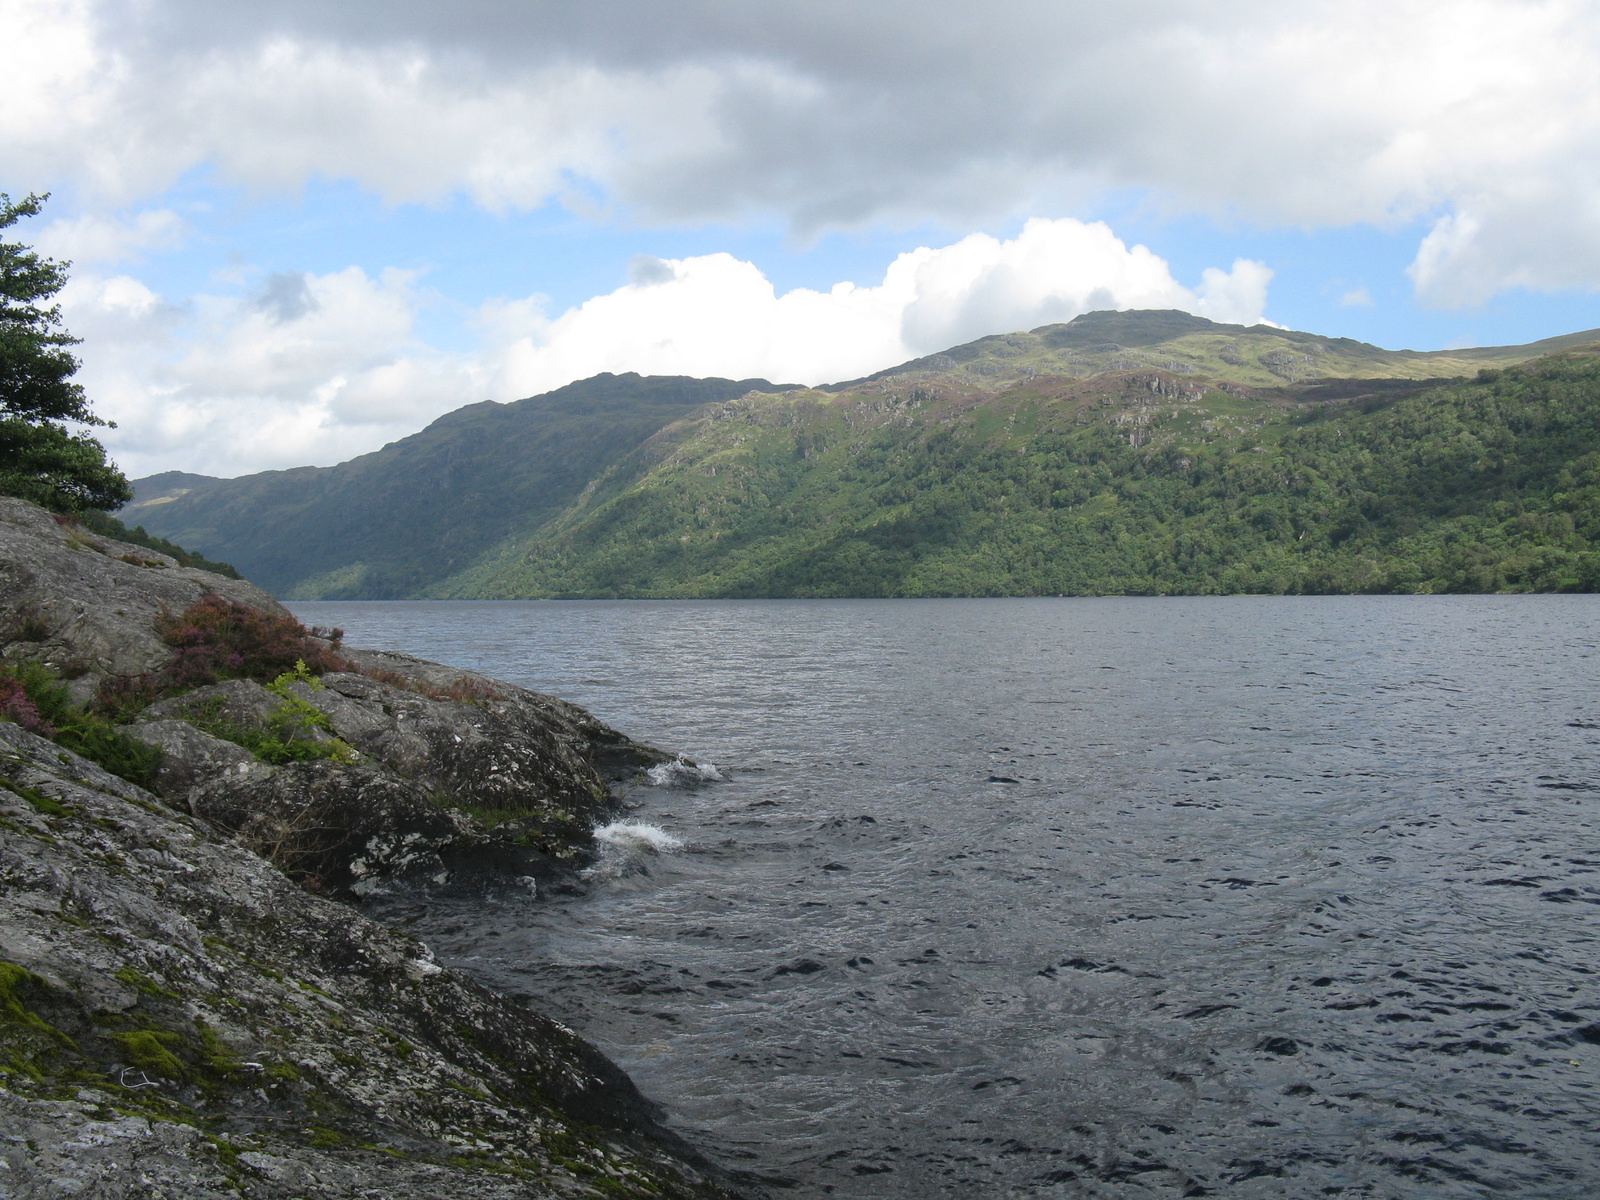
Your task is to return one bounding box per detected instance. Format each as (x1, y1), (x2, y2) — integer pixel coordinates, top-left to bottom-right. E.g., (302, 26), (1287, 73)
(0, 721), (747, 1199)
(0, 495), (747, 1196)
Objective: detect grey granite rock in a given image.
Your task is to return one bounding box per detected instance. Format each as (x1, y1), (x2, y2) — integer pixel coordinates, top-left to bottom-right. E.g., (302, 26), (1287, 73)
(0, 722), (745, 1199)
(186, 759), (485, 889)
(311, 670), (614, 818)
(0, 497), (752, 1196)
(117, 717), (269, 806)
(120, 668), (664, 886)
(0, 496), (666, 887)
(339, 648), (663, 783)
(0, 498), (283, 697)
(138, 679), (306, 740)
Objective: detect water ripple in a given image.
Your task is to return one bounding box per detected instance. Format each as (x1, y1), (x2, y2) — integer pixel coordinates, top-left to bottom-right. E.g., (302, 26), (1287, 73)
(294, 596), (1600, 1199)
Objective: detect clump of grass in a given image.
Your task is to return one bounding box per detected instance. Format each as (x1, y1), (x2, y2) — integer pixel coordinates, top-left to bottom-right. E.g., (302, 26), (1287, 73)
(0, 962), (77, 1085)
(0, 778), (70, 817)
(108, 1029), (185, 1079)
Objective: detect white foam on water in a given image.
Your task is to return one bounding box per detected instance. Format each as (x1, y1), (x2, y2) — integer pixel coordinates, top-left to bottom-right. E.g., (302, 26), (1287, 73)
(592, 820), (685, 853)
(583, 820), (685, 881)
(646, 756), (725, 787)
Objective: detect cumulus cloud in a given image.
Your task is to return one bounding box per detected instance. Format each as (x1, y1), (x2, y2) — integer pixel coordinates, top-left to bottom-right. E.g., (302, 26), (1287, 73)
(32, 208), (188, 266)
(65, 265), (479, 478)
(72, 218), (1269, 477)
(490, 218), (1271, 395)
(7, 0), (1600, 302)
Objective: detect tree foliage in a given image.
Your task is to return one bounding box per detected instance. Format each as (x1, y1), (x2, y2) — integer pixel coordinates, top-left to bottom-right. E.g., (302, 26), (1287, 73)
(464, 351), (1600, 597)
(0, 193), (131, 512)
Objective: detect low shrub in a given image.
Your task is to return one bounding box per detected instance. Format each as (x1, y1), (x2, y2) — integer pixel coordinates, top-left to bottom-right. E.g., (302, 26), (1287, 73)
(0, 662), (162, 789)
(94, 596), (350, 722)
(181, 662), (356, 766)
(155, 596), (347, 688)
(0, 675), (54, 737)
(94, 675), (163, 724)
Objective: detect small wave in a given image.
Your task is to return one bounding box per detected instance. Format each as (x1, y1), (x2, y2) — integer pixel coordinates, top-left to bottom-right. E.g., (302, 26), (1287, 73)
(593, 820), (685, 854)
(584, 821), (686, 882)
(646, 756), (725, 787)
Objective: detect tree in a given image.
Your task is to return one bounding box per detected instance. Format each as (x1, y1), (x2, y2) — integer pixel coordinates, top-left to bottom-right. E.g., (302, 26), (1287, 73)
(0, 193), (131, 512)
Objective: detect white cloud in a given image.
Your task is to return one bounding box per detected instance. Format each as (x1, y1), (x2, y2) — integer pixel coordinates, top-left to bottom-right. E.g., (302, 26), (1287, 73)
(70, 218), (1271, 478)
(65, 266), (480, 478)
(34, 209), (188, 265)
(7, 1), (1600, 303)
(491, 219), (1270, 396)
(1339, 286), (1375, 308)
(489, 217), (1270, 396)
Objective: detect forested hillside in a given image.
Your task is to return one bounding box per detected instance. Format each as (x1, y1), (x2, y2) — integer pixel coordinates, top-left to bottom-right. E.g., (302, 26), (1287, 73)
(123, 310), (1600, 598)
(120, 373), (793, 597)
(447, 349), (1600, 597)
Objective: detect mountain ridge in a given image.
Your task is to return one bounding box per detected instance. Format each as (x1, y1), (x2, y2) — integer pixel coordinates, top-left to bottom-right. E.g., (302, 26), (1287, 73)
(123, 372), (798, 598)
(121, 310), (1600, 599)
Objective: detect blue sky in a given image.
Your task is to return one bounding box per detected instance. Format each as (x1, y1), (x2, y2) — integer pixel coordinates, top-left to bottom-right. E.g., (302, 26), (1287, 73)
(69, 178), (1600, 351)
(8, 0), (1600, 478)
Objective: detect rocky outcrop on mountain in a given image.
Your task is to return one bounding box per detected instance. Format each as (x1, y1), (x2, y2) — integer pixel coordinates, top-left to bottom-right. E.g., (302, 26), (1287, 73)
(0, 722), (740, 1199)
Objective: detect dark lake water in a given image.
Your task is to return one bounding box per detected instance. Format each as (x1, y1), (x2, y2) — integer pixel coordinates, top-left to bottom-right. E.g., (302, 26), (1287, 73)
(287, 597), (1600, 1199)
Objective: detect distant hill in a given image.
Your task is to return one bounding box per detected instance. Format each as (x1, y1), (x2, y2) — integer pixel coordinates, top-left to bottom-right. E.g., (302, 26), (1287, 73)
(121, 373), (796, 598)
(842, 309), (1600, 389)
(129, 471), (222, 505)
(124, 311), (1600, 598)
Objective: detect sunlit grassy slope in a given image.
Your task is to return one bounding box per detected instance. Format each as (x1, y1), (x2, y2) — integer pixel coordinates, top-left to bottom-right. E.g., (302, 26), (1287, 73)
(844, 308), (1600, 391)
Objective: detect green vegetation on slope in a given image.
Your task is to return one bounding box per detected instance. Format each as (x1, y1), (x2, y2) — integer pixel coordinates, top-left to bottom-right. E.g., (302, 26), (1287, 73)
(120, 374), (795, 598)
(0, 661), (162, 787)
(447, 348), (1600, 597)
(121, 310), (1600, 599)
(76, 508), (241, 577)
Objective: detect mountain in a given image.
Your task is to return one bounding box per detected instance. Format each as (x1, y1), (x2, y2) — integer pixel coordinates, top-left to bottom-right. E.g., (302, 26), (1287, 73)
(837, 309), (1600, 389)
(120, 372), (796, 598)
(128, 470), (221, 505)
(125, 311), (1600, 598)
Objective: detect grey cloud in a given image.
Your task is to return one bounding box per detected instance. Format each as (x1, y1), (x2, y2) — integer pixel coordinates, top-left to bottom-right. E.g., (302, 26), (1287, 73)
(29, 1), (1600, 300)
(74, 0), (1355, 232)
(256, 271), (317, 323)
(627, 255), (676, 286)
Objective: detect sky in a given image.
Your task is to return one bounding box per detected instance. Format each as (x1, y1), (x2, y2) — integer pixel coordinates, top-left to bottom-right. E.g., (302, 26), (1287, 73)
(7, 0), (1600, 480)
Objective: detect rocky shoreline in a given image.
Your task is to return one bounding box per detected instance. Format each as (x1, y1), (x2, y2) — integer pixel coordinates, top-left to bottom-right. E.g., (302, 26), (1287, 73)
(0, 497), (751, 1199)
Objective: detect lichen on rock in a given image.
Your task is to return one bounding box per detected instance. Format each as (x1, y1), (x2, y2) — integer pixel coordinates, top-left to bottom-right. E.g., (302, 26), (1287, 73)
(0, 722), (742, 1198)
(0, 496), (743, 1198)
